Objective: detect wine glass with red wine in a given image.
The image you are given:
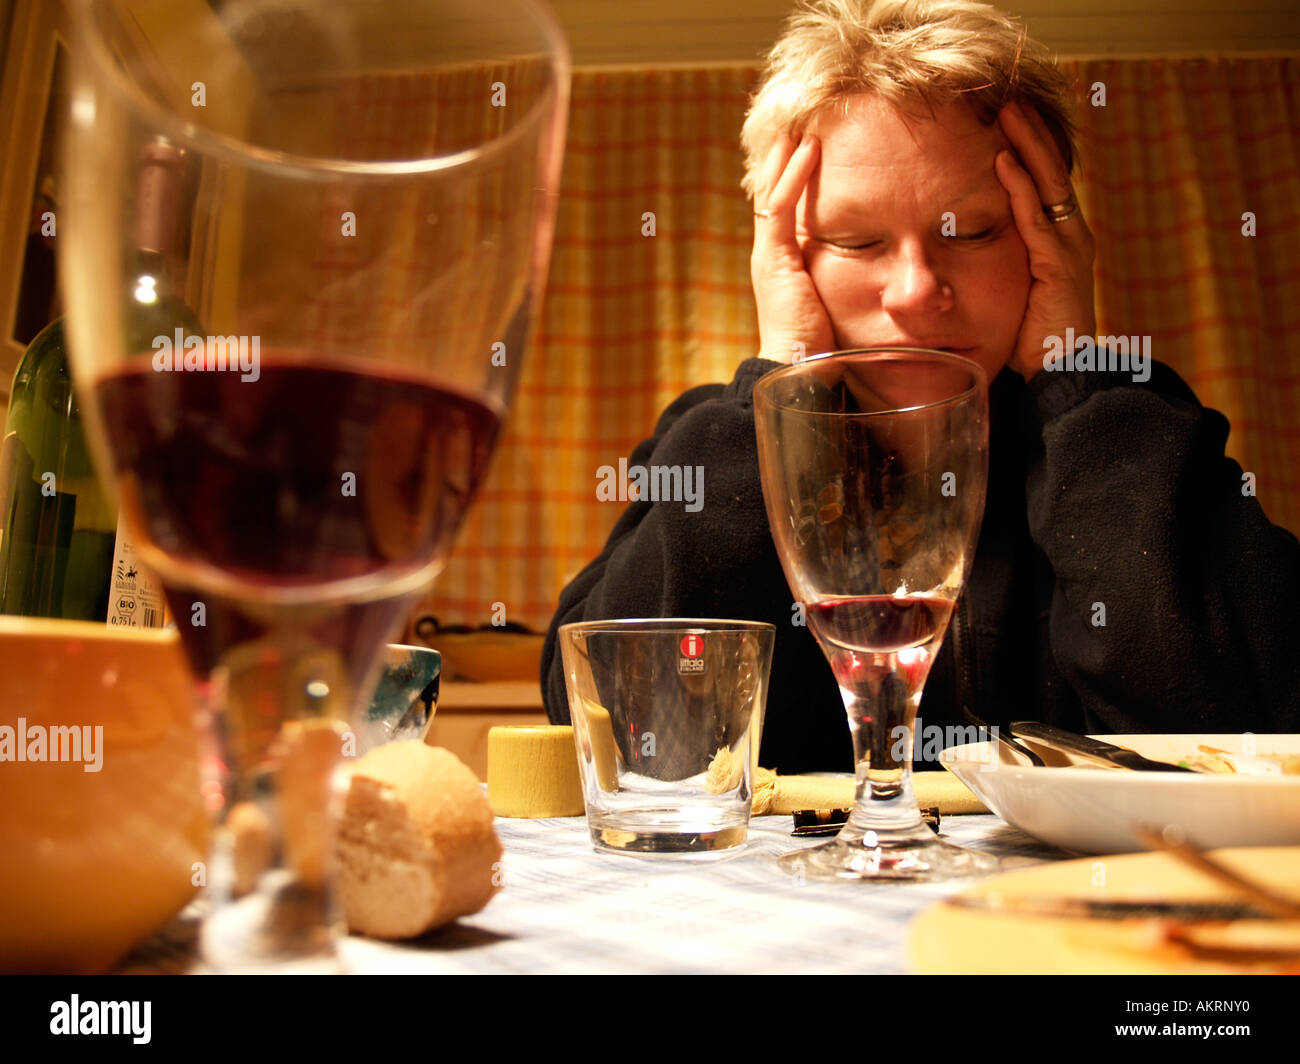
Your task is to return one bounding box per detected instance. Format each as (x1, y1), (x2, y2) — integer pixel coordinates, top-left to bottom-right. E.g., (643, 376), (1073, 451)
(753, 348), (999, 881)
(59, 0), (568, 968)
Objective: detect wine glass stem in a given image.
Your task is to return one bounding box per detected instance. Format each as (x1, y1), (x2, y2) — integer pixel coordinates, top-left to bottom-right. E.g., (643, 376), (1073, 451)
(841, 676), (927, 839)
(196, 634), (361, 972)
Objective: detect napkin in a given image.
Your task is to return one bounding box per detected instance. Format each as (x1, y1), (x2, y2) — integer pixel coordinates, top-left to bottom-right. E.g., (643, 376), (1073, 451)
(751, 767), (988, 816)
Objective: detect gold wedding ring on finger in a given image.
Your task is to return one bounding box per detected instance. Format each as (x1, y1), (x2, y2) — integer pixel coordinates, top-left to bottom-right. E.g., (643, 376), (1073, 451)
(754, 208), (776, 219)
(1043, 193), (1079, 223)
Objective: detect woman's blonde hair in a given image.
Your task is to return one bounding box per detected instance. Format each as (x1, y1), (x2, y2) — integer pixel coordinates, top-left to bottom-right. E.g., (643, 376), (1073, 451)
(740, 0), (1078, 199)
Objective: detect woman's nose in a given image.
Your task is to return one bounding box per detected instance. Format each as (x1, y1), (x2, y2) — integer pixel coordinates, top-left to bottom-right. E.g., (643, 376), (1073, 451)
(879, 242), (952, 315)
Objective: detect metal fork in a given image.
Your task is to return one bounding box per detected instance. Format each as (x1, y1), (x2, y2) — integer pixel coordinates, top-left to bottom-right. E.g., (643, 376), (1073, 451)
(960, 705), (1045, 767)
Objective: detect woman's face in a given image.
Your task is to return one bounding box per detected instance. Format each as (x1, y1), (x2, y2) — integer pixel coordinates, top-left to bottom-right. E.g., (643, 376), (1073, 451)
(797, 95), (1031, 384)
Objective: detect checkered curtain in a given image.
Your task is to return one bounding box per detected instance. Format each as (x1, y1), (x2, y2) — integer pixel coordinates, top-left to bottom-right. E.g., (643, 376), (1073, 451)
(359, 59), (1298, 633)
(302, 61), (553, 365)
(421, 67), (762, 631)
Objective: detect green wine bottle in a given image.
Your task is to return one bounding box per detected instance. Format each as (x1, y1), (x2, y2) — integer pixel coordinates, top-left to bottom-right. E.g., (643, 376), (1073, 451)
(0, 318), (116, 619)
(0, 141), (200, 623)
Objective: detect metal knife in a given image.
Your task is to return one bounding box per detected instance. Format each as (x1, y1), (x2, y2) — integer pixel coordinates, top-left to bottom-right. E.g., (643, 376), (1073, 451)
(944, 893), (1278, 921)
(1009, 721), (1196, 773)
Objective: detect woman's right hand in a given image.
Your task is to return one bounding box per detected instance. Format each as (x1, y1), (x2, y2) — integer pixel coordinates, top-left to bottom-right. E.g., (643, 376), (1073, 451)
(750, 132), (837, 364)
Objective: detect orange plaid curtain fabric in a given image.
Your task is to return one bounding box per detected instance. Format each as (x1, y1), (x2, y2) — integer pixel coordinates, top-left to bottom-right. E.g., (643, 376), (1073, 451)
(300, 60), (554, 362)
(425, 67), (762, 631)
(403, 59), (1299, 632)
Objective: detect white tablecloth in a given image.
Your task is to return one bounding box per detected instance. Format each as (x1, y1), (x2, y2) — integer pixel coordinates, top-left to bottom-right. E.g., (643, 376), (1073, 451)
(122, 812), (1069, 974)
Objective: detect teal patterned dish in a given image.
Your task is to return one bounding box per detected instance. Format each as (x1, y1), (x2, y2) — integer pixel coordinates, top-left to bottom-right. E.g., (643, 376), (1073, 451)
(354, 643), (441, 755)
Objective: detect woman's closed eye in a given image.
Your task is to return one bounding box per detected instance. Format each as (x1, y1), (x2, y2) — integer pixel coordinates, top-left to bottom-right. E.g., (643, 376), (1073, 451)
(944, 216), (1012, 243)
(813, 218), (1010, 251)
(816, 235), (881, 251)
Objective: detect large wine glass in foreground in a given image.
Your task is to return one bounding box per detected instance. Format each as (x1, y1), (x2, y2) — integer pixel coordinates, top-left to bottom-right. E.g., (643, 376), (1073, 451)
(754, 349), (997, 881)
(60, 0), (568, 968)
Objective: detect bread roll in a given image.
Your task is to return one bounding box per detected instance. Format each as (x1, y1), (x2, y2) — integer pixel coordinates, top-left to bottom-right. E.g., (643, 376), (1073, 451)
(338, 742), (501, 939)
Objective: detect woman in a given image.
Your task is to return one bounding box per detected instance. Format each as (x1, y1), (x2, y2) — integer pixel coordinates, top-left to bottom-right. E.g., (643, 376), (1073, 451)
(541, 0), (1300, 772)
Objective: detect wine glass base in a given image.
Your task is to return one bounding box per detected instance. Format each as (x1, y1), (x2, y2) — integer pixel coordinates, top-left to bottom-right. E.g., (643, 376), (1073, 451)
(200, 869), (345, 973)
(777, 828), (1002, 883)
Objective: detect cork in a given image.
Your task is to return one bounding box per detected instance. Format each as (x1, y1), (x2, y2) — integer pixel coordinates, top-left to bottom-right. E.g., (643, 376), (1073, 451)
(487, 725), (585, 818)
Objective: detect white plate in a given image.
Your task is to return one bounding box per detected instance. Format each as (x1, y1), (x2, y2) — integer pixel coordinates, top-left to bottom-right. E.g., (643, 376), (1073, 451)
(939, 733), (1300, 854)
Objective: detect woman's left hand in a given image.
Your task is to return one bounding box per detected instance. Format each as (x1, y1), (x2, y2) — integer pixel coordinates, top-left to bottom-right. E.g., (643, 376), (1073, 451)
(994, 101), (1097, 381)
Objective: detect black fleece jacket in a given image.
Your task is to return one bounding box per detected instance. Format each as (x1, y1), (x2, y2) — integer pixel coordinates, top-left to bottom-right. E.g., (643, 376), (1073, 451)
(541, 357), (1300, 772)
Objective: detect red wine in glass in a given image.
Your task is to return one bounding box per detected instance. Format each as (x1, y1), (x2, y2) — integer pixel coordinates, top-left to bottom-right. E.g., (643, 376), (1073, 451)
(95, 353), (501, 591)
(806, 594), (955, 654)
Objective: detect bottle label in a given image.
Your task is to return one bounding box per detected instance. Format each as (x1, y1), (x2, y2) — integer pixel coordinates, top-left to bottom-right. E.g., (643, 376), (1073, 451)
(106, 512), (166, 628)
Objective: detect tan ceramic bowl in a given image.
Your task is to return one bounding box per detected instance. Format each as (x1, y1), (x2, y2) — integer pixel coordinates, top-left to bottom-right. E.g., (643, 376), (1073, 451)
(0, 617), (207, 973)
(430, 631), (543, 682)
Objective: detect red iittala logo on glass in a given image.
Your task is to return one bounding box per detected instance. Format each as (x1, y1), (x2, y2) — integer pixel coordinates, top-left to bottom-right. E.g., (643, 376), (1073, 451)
(679, 633), (705, 673)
